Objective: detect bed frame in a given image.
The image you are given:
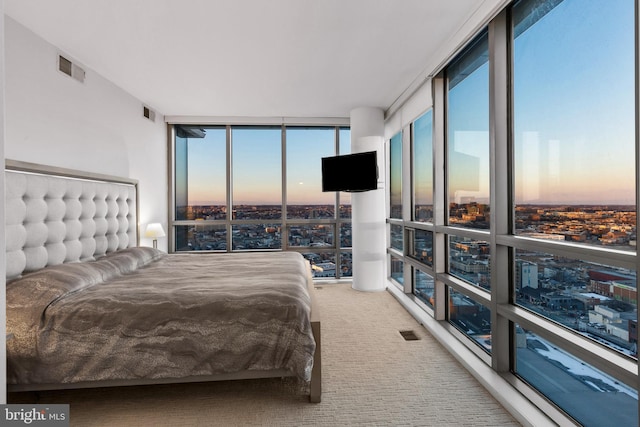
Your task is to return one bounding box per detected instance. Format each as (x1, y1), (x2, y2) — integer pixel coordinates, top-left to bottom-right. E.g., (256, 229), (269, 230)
(5, 160), (321, 403)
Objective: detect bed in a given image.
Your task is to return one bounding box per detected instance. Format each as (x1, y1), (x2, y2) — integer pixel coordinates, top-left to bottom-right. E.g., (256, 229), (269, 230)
(4, 160), (321, 403)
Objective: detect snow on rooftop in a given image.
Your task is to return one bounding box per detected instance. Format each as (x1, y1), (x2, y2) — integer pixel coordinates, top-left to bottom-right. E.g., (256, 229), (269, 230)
(528, 333), (636, 398)
(579, 293), (612, 301)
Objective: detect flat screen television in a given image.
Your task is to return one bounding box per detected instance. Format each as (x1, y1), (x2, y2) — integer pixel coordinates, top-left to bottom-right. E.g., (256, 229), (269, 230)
(321, 151), (378, 192)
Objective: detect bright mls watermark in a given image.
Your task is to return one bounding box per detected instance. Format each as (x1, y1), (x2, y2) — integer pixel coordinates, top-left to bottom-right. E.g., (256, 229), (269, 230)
(2, 405), (69, 426)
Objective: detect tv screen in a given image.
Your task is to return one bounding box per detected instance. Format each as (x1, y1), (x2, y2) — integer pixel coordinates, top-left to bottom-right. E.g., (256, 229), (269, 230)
(321, 151), (378, 192)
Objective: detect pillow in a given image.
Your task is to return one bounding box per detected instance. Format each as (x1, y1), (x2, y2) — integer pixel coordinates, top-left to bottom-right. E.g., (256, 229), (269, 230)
(7, 259), (124, 343)
(99, 246), (165, 273)
(6, 247), (166, 346)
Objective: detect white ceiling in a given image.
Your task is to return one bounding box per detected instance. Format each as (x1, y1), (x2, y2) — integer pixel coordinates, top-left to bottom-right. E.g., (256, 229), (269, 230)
(5, 0), (502, 118)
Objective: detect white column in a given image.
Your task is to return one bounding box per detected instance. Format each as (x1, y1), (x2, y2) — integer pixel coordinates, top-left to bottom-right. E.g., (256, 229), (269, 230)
(350, 107), (386, 292)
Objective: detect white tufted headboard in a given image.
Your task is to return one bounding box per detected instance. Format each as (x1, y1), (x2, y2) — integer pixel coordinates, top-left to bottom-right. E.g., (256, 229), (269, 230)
(5, 160), (139, 280)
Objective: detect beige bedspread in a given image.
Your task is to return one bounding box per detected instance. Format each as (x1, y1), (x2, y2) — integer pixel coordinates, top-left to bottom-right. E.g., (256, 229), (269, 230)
(6, 248), (316, 385)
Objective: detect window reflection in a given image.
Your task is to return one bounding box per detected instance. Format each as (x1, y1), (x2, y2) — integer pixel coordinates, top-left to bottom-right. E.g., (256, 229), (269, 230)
(449, 235), (491, 290)
(340, 223), (352, 248)
(390, 132), (403, 219)
(449, 287), (491, 353)
(413, 111), (433, 222)
(410, 229), (433, 266)
(515, 326), (638, 426)
(390, 224), (403, 251)
(446, 31), (490, 230)
(339, 251), (353, 278)
(302, 252), (338, 278)
(391, 257), (404, 285)
(512, 0), (635, 250)
(414, 269), (434, 309)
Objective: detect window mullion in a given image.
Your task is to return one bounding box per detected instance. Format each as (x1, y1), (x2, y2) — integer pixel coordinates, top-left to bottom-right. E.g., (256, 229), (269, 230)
(489, 9), (510, 374)
(226, 125), (232, 252)
(433, 75), (447, 321)
(281, 125), (288, 251)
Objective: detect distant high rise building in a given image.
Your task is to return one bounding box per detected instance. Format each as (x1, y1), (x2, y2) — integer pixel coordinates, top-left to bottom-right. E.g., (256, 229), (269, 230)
(516, 260), (538, 290)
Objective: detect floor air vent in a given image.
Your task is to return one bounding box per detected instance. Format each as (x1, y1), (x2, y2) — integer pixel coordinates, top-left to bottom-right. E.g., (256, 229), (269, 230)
(399, 330), (420, 341)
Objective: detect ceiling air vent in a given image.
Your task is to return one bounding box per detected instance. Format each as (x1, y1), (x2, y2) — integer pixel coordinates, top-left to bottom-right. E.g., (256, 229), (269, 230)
(58, 55), (85, 83)
(143, 106), (156, 122)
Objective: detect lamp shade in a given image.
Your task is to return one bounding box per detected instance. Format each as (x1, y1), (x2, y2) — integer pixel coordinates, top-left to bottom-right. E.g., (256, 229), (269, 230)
(144, 223), (166, 239)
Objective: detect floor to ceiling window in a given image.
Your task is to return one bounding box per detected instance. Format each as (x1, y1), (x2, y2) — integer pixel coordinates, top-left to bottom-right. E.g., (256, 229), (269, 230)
(388, 130), (405, 286)
(174, 126), (227, 251)
(388, 0), (638, 425)
(286, 127), (342, 275)
(509, 0), (637, 423)
(389, 131), (403, 220)
(413, 111), (433, 223)
(446, 30), (490, 231)
(408, 110), (436, 311)
(171, 123), (351, 279)
(232, 126), (282, 250)
(443, 29), (493, 351)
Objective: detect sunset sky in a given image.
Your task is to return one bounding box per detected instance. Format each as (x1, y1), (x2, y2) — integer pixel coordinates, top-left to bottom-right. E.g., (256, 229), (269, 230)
(185, 127), (350, 205)
(446, 0), (634, 206)
(512, 0), (634, 205)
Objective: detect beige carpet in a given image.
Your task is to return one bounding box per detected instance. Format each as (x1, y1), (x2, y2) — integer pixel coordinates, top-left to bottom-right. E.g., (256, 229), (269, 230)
(10, 283), (521, 426)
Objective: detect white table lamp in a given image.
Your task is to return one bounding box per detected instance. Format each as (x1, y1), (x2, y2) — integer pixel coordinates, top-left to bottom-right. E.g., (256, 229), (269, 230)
(144, 223), (166, 249)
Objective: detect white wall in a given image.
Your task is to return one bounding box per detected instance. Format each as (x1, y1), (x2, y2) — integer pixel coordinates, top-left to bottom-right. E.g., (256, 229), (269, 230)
(0, 0), (6, 405)
(4, 17), (168, 251)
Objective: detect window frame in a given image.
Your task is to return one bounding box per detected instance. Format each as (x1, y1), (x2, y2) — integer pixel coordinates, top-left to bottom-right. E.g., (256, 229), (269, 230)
(386, 0), (639, 424)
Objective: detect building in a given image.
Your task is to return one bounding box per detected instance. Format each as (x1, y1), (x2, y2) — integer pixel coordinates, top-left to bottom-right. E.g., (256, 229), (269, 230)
(589, 269), (638, 304)
(541, 293), (578, 311)
(516, 260), (538, 290)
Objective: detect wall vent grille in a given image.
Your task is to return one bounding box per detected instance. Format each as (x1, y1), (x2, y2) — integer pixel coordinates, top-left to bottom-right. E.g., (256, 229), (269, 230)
(143, 106), (156, 122)
(58, 55), (72, 76)
(58, 55), (85, 83)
